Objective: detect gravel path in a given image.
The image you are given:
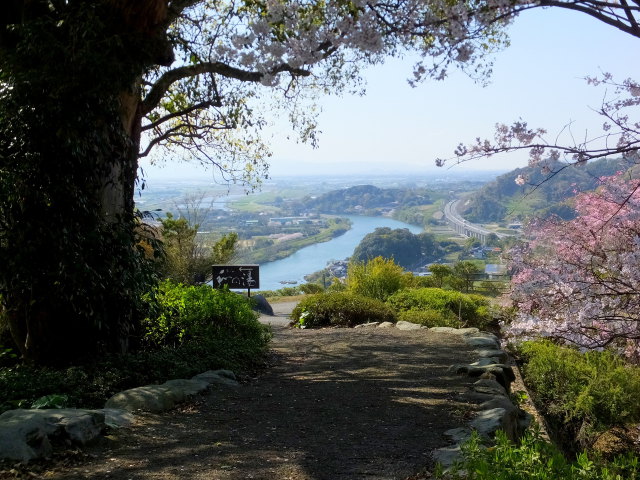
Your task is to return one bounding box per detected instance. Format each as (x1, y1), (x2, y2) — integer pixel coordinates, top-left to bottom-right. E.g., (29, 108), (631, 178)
(32, 307), (479, 480)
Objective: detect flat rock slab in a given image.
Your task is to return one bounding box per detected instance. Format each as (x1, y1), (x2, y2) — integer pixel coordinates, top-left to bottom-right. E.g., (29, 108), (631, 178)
(430, 327), (480, 336)
(464, 333), (500, 349)
(395, 320), (425, 331)
(0, 408), (109, 462)
(105, 385), (181, 413)
(105, 370), (239, 414)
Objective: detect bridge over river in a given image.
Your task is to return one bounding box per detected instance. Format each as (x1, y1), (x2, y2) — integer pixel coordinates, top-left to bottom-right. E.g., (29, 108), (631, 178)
(443, 200), (515, 244)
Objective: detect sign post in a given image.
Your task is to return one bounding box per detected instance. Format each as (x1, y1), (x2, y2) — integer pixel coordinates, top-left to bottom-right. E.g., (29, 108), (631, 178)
(211, 265), (260, 296)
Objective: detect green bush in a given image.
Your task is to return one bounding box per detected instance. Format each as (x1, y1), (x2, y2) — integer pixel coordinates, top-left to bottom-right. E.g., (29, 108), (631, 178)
(346, 256), (409, 301)
(290, 292), (396, 328)
(519, 340), (640, 447)
(142, 280), (267, 347)
(0, 281), (272, 415)
(438, 428), (640, 480)
(299, 283), (324, 294)
(397, 308), (460, 328)
(386, 288), (492, 329)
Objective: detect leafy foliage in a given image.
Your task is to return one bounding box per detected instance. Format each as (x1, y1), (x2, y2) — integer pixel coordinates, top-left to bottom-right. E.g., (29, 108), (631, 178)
(386, 288), (492, 329)
(518, 340), (640, 449)
(345, 256), (410, 301)
(159, 213), (237, 284)
(0, 5), (159, 364)
(507, 175), (640, 362)
(351, 227), (442, 269)
(290, 292), (396, 328)
(142, 280), (270, 348)
(0, 281), (271, 414)
(438, 428), (640, 480)
(397, 308), (460, 328)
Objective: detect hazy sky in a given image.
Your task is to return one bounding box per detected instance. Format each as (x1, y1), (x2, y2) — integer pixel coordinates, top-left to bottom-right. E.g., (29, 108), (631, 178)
(140, 8), (640, 182)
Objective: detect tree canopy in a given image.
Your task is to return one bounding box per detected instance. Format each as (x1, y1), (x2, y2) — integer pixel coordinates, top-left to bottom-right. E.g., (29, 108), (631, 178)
(507, 175), (640, 363)
(352, 227), (441, 268)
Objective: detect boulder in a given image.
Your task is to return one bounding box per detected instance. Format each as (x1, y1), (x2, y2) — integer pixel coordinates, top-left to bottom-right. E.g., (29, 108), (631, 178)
(470, 407), (521, 442)
(449, 363), (515, 391)
(0, 409), (106, 462)
(429, 326), (459, 334)
(251, 294), (274, 315)
(464, 333), (500, 349)
(163, 378), (210, 396)
(105, 385), (179, 413)
(354, 322), (379, 329)
(472, 378), (508, 397)
(475, 348), (509, 364)
(377, 322), (395, 329)
(432, 445), (463, 467)
(103, 408), (136, 429)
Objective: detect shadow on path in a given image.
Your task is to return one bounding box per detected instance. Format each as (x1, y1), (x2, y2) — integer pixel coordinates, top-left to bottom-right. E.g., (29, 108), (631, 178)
(49, 327), (478, 480)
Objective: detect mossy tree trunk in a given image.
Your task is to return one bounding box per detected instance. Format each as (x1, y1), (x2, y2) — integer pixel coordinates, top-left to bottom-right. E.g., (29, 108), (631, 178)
(0, 1), (171, 365)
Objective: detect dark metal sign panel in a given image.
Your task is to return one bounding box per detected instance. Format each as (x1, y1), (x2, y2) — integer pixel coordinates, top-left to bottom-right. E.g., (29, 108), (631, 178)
(212, 265), (259, 289)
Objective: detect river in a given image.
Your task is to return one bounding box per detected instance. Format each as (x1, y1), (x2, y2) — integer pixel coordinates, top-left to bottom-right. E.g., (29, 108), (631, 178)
(256, 215), (423, 291)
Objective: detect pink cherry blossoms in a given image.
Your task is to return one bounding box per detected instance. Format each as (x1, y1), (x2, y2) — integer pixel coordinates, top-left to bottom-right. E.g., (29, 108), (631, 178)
(507, 175), (640, 362)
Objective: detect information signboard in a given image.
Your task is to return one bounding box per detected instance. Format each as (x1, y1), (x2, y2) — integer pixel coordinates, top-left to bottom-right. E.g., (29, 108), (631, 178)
(211, 265), (260, 290)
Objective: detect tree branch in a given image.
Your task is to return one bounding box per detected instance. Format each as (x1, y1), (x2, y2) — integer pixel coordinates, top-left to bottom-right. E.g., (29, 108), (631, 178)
(141, 99), (221, 132)
(141, 61), (311, 115)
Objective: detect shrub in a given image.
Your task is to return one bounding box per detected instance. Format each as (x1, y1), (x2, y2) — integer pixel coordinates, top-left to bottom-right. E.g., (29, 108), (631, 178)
(299, 283), (324, 294)
(345, 256), (409, 301)
(290, 292), (396, 328)
(386, 288), (492, 329)
(519, 340), (640, 448)
(397, 308), (460, 328)
(142, 280), (267, 347)
(438, 428), (640, 480)
(0, 281), (272, 415)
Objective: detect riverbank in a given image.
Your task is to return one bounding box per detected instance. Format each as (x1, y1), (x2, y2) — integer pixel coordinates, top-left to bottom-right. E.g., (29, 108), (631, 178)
(235, 217), (351, 265)
(256, 215), (424, 291)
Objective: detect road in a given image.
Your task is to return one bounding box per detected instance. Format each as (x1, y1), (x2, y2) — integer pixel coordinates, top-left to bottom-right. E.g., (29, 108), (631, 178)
(443, 200), (514, 240)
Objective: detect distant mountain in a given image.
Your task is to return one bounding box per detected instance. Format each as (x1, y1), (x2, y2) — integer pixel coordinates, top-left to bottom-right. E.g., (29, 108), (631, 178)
(459, 158), (638, 223)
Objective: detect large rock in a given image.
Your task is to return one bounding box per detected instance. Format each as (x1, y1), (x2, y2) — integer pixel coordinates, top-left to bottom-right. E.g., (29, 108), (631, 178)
(464, 333), (500, 349)
(470, 407), (522, 442)
(193, 369), (239, 386)
(377, 322), (395, 329)
(105, 385), (181, 413)
(449, 363), (515, 391)
(475, 348), (509, 364)
(251, 294), (274, 315)
(0, 409), (106, 462)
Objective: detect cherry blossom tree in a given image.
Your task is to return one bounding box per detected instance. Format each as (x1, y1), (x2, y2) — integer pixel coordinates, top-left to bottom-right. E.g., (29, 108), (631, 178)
(506, 175), (640, 362)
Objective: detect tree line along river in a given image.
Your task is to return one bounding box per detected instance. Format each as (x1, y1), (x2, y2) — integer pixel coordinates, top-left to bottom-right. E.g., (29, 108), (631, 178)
(257, 215), (423, 291)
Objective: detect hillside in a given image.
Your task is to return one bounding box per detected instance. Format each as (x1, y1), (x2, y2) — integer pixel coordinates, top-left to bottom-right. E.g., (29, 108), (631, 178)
(289, 184), (434, 215)
(459, 158), (637, 223)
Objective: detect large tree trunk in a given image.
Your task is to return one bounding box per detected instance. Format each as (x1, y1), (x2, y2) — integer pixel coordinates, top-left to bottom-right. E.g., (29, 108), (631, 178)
(0, 1), (171, 365)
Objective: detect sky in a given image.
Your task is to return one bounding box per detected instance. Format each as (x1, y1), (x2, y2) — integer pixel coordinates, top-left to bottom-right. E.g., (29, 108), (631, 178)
(139, 8), (640, 182)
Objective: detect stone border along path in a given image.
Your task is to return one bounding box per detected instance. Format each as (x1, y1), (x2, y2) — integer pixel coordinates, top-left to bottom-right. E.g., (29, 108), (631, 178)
(0, 310), (530, 475)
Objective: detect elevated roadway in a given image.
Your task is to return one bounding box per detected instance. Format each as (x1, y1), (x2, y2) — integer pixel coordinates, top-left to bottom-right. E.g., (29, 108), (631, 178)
(443, 200), (514, 244)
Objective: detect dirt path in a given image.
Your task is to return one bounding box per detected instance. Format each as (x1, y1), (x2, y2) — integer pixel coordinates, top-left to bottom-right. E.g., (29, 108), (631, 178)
(35, 312), (480, 480)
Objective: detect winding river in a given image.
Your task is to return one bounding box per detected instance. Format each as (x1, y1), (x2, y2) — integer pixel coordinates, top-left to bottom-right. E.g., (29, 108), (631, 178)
(257, 215), (423, 291)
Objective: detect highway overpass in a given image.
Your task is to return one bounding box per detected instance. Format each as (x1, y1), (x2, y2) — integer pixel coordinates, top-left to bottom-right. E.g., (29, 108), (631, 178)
(443, 200), (514, 244)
